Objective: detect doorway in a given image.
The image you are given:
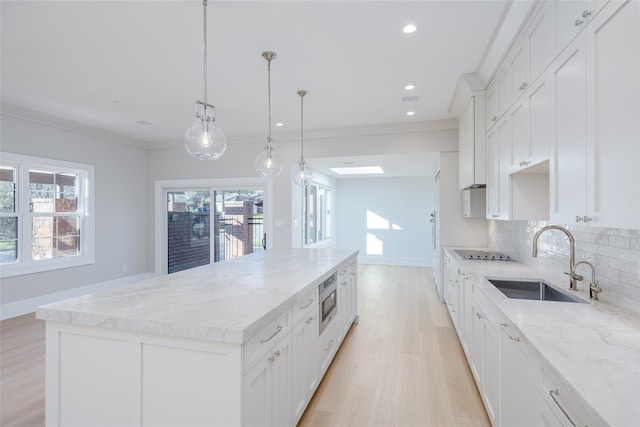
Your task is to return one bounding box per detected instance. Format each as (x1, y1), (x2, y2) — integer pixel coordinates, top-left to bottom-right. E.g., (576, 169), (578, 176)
(155, 178), (272, 275)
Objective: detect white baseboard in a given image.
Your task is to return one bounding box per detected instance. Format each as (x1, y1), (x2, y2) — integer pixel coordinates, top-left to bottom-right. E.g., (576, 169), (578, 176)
(1, 272), (155, 320)
(357, 256), (434, 267)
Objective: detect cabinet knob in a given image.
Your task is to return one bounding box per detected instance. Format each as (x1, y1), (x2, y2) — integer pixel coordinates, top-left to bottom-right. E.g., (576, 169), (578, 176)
(476, 312), (483, 319)
(582, 10), (592, 18)
(491, 116), (498, 122)
(518, 82), (528, 91)
(575, 18), (584, 26)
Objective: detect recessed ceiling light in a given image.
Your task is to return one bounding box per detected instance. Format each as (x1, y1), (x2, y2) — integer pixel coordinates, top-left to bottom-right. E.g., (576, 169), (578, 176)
(330, 166), (384, 175)
(276, 122), (283, 127)
(403, 24), (416, 34)
(406, 111), (415, 116)
(405, 84), (415, 90)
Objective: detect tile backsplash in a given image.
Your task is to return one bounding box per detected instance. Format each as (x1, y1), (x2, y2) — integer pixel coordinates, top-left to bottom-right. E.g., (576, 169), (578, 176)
(488, 220), (640, 313)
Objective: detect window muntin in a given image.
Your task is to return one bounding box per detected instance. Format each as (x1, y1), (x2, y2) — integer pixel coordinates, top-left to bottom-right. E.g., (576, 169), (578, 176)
(0, 153), (94, 277)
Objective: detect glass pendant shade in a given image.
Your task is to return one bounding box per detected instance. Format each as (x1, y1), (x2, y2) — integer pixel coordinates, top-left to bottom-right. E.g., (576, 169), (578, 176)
(292, 161), (313, 185)
(185, 103), (226, 160)
(255, 139), (283, 177)
(185, 0), (226, 161)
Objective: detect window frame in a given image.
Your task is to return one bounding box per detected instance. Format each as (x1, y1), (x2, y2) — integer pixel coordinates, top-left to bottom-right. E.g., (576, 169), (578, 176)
(303, 181), (332, 247)
(0, 152), (95, 278)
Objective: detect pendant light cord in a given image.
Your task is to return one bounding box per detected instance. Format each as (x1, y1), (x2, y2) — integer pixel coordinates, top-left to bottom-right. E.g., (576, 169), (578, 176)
(267, 59), (272, 144)
(202, 0), (208, 105)
(300, 92), (304, 161)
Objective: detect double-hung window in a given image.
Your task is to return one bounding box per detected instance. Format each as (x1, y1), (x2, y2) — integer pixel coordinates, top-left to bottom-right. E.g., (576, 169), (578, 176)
(0, 153), (94, 278)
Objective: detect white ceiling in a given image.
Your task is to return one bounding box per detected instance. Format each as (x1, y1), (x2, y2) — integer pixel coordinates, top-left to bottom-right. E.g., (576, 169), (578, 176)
(1, 0), (514, 176)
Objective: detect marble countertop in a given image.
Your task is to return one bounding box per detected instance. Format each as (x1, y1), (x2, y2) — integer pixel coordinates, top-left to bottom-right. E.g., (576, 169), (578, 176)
(36, 248), (358, 344)
(445, 247), (640, 427)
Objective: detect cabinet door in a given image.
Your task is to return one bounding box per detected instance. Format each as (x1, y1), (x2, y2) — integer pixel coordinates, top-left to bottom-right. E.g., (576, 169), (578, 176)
(549, 35), (587, 225)
(292, 312), (318, 425)
(500, 324), (538, 427)
(244, 357), (271, 427)
(270, 334), (292, 427)
(486, 80), (500, 128)
(243, 333), (292, 427)
(528, 75), (553, 163)
(509, 40), (528, 103)
(510, 98), (529, 171)
(585, 0), (640, 229)
(482, 317), (499, 425)
(486, 126), (500, 219)
(497, 117), (512, 219)
(527, 0), (555, 82)
(554, 0), (587, 51)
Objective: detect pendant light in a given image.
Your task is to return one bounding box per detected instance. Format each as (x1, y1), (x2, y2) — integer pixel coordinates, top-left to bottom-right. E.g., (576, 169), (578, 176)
(293, 90), (313, 185)
(255, 51), (284, 177)
(184, 0), (227, 161)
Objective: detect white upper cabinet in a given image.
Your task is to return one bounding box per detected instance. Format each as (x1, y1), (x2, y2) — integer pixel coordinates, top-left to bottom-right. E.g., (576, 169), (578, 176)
(509, 73), (552, 174)
(585, 0), (640, 229)
(508, 40), (528, 104)
(551, 0), (639, 229)
(526, 0), (555, 82)
(549, 34), (587, 226)
(486, 116), (511, 220)
(554, 0), (609, 50)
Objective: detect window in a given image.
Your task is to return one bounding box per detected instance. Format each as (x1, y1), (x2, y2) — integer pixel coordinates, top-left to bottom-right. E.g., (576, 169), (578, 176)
(0, 153), (94, 278)
(304, 182), (331, 246)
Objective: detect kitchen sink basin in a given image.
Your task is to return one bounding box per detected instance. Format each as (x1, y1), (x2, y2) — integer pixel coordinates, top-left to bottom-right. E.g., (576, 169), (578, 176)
(486, 278), (583, 303)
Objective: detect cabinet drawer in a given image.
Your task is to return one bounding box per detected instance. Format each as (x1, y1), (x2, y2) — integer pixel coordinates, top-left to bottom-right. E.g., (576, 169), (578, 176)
(538, 363), (603, 426)
(292, 287), (318, 325)
(243, 311), (291, 374)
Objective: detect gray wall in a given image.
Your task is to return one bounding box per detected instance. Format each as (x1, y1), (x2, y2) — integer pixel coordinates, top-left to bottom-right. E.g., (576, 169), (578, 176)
(335, 177), (434, 266)
(0, 114), (148, 305)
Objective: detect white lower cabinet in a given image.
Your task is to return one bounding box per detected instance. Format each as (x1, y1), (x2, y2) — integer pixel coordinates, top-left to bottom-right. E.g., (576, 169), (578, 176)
(291, 309), (319, 424)
(446, 252), (601, 427)
(500, 322), (538, 427)
(243, 332), (293, 427)
(469, 285), (499, 425)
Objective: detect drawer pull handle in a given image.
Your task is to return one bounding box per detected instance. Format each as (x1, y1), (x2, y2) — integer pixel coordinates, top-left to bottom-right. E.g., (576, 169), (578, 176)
(300, 298), (314, 310)
(549, 389), (578, 427)
(476, 312), (483, 319)
(500, 323), (521, 342)
(575, 18), (584, 27)
(305, 316), (314, 324)
(260, 325), (283, 344)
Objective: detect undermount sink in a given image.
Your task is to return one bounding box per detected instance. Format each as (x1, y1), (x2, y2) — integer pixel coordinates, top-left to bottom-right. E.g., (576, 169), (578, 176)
(487, 278), (584, 303)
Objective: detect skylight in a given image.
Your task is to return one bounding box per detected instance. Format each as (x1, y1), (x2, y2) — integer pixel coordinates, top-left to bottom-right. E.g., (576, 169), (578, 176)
(329, 166), (384, 175)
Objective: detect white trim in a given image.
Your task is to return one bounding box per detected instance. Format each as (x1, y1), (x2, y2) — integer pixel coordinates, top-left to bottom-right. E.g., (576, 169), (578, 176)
(1, 272), (154, 320)
(154, 177), (274, 276)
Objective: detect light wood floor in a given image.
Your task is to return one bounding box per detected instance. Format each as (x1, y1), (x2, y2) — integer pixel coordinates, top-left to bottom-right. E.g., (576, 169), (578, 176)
(0, 265), (488, 427)
(297, 265), (489, 427)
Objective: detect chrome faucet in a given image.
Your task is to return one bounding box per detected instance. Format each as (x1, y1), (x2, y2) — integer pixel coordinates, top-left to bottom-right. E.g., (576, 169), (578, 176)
(573, 260), (602, 300)
(532, 225), (579, 290)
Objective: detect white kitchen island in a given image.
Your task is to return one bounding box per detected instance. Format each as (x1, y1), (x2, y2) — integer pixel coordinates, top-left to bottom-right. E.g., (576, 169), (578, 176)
(36, 248), (358, 427)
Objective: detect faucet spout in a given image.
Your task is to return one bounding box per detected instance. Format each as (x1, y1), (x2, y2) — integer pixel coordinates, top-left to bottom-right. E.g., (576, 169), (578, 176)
(532, 225), (578, 290)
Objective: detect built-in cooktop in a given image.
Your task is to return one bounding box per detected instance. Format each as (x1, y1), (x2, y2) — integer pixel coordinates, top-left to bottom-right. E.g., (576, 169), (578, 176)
(454, 250), (513, 261)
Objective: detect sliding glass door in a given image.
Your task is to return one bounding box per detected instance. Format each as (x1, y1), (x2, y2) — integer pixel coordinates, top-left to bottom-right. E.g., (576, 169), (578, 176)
(162, 184), (266, 275)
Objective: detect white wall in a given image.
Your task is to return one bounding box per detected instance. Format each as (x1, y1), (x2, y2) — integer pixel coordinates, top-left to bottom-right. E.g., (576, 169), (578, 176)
(0, 114), (148, 314)
(147, 122), (459, 272)
(335, 177), (434, 266)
